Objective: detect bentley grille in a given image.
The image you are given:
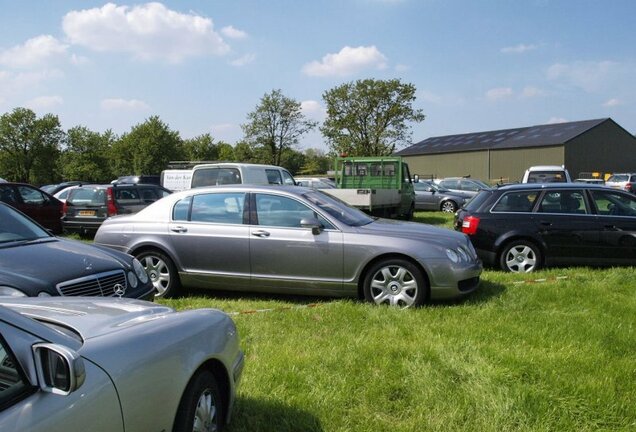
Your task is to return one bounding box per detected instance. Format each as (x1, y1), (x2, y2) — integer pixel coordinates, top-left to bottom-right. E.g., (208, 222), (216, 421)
(57, 270), (127, 297)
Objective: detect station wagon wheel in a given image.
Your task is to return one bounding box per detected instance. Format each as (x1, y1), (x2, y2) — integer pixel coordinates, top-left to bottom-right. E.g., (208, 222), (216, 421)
(440, 200), (458, 213)
(363, 258), (427, 308)
(499, 240), (542, 273)
(173, 370), (223, 432)
(136, 250), (181, 298)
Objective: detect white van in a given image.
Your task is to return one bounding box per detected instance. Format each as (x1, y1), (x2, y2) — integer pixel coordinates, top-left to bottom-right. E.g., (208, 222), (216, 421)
(161, 169), (193, 191)
(522, 165), (572, 183)
(190, 163), (296, 188)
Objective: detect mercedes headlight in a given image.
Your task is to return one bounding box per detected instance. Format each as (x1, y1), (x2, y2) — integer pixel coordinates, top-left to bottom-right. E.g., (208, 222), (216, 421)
(127, 271), (138, 289)
(0, 286), (27, 297)
(132, 258), (149, 284)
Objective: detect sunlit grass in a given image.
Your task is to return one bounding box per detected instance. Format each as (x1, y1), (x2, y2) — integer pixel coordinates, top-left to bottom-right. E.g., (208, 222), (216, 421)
(69, 211), (635, 431)
(161, 268), (636, 431)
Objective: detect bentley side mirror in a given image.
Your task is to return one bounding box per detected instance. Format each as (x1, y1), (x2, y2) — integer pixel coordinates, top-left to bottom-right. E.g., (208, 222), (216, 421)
(300, 217), (324, 235)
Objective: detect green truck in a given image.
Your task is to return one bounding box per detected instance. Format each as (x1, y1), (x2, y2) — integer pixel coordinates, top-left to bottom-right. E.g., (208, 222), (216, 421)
(323, 156), (415, 219)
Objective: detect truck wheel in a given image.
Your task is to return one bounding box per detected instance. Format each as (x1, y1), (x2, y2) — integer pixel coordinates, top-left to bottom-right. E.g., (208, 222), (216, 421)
(136, 249), (181, 298)
(404, 204), (415, 220)
(363, 258), (427, 308)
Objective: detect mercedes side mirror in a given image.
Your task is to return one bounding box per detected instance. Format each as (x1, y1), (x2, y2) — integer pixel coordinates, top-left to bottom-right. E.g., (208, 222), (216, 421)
(32, 343), (86, 396)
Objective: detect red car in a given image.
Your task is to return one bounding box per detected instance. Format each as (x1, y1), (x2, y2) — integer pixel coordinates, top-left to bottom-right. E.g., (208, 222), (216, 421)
(0, 182), (63, 233)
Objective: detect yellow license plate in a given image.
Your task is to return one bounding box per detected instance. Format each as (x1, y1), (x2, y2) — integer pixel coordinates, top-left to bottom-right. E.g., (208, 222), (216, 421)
(79, 210), (96, 216)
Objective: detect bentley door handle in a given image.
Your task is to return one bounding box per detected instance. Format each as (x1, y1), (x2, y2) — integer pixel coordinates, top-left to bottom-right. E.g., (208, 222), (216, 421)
(252, 230), (270, 238)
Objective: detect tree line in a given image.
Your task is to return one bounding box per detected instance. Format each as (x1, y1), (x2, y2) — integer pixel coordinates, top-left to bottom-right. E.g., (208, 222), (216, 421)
(0, 78), (424, 185)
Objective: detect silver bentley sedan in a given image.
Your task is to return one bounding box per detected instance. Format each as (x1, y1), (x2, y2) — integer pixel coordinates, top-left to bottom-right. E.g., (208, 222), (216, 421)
(94, 185), (482, 308)
(0, 297), (243, 431)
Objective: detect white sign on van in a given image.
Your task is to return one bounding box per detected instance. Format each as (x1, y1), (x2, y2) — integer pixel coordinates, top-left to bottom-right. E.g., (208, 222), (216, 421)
(161, 170), (193, 191)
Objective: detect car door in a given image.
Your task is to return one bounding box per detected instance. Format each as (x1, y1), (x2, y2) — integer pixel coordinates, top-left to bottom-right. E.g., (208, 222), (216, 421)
(413, 183), (437, 210)
(534, 189), (600, 265)
(249, 193), (344, 294)
(167, 192), (251, 290)
(15, 185), (62, 233)
(0, 322), (122, 432)
(588, 189), (636, 264)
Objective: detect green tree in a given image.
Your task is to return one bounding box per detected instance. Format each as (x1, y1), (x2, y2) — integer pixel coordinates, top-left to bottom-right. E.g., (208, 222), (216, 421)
(279, 148), (305, 175)
(321, 79), (425, 156)
(0, 107), (65, 184)
(242, 89), (317, 166)
(298, 148), (331, 175)
(216, 142), (235, 161)
(60, 127), (115, 182)
(111, 116), (181, 176)
(180, 133), (220, 161)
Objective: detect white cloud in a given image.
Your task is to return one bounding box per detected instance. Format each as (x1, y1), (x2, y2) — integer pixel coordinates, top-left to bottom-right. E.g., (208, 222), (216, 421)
(419, 89), (466, 106)
(520, 86), (545, 98)
(547, 117), (568, 124)
(486, 87), (514, 101)
(221, 25), (248, 40)
(603, 98), (621, 107)
(0, 35), (69, 68)
(547, 60), (619, 92)
(501, 43), (538, 54)
(301, 100), (326, 121)
(62, 2), (230, 63)
(230, 53), (256, 67)
(100, 98), (149, 111)
(25, 95), (64, 110)
(302, 45), (387, 77)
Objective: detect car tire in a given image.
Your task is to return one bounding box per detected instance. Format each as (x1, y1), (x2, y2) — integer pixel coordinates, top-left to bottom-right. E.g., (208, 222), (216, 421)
(173, 370), (224, 432)
(440, 200), (458, 213)
(402, 203), (415, 220)
(499, 240), (542, 273)
(136, 249), (181, 298)
(363, 258), (427, 308)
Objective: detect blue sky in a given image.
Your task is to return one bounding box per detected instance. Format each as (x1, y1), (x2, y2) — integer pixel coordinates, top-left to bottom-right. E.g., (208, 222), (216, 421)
(0, 0), (634, 151)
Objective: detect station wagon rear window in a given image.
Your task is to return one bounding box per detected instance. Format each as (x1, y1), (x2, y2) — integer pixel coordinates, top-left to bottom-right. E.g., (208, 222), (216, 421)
(492, 191), (538, 212)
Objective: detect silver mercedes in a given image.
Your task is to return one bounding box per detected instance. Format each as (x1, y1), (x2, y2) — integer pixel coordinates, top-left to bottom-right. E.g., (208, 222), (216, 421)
(94, 185), (482, 308)
(0, 297), (243, 431)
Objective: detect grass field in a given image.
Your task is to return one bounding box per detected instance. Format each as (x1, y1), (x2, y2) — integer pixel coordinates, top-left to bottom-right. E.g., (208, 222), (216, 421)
(156, 211), (636, 431)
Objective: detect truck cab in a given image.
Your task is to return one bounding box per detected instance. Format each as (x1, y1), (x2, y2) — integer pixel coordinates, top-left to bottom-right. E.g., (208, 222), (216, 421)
(325, 156), (415, 219)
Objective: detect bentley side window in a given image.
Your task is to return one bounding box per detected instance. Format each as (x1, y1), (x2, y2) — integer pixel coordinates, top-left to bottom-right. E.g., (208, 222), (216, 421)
(255, 194), (332, 229)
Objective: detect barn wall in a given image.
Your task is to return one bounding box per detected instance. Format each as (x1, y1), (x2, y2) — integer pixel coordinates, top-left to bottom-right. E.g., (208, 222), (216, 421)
(403, 150), (489, 181)
(489, 146), (564, 183)
(565, 120), (636, 179)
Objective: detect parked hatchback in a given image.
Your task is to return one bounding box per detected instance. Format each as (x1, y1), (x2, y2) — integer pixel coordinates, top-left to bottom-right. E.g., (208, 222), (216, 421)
(436, 177), (490, 197)
(605, 173), (636, 194)
(414, 181), (469, 213)
(0, 182), (63, 233)
(62, 183), (171, 236)
(454, 183), (636, 272)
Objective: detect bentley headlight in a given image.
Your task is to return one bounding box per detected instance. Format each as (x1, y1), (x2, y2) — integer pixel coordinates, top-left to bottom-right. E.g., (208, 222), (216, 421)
(457, 246), (469, 262)
(0, 286), (27, 297)
(132, 258), (149, 284)
(446, 249), (459, 263)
